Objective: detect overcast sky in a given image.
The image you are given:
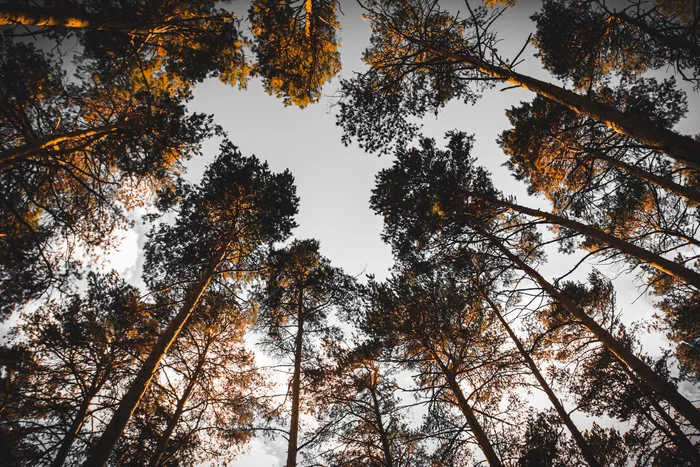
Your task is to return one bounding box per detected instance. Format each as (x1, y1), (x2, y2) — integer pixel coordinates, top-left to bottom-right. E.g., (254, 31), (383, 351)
(98, 1), (700, 464)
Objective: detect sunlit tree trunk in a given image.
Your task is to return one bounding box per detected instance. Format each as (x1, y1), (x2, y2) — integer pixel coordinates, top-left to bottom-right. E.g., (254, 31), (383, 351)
(286, 288), (304, 467)
(0, 126), (120, 172)
(0, 5), (134, 29)
(478, 291), (601, 467)
(484, 231), (700, 433)
(478, 195), (700, 289)
(82, 235), (233, 467)
(429, 349), (505, 467)
(422, 43), (700, 169)
(148, 338), (212, 467)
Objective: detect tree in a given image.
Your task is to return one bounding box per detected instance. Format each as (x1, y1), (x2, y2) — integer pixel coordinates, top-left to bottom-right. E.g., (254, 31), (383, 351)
(249, 0), (342, 107)
(338, 0), (700, 169)
(255, 239), (353, 467)
(82, 141), (298, 467)
(113, 292), (265, 467)
(0, 271), (159, 467)
(532, 0), (700, 90)
(0, 0), (249, 93)
(0, 36), (217, 319)
(369, 131), (700, 433)
(359, 266), (522, 467)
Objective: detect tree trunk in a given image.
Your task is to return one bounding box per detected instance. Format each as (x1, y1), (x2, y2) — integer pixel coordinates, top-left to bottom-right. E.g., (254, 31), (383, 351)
(478, 291), (601, 467)
(430, 350), (504, 467)
(82, 236), (233, 467)
(0, 126), (119, 172)
(286, 288), (305, 467)
(368, 374), (394, 467)
(51, 367), (110, 467)
(591, 150), (700, 205)
(484, 232), (700, 433)
(0, 5), (135, 30)
(480, 195), (700, 289)
(424, 44), (700, 169)
(617, 359), (700, 465)
(148, 338), (212, 467)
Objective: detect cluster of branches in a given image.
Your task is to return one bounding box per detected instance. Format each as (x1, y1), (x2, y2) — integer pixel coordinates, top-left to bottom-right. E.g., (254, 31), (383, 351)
(2, 1), (700, 467)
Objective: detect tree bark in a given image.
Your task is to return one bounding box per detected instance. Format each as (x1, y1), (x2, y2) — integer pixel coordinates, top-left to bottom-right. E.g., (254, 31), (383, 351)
(423, 44), (700, 169)
(478, 291), (601, 467)
(483, 232), (700, 433)
(148, 338), (212, 467)
(429, 350), (504, 467)
(479, 195), (700, 289)
(286, 288), (305, 467)
(82, 236), (233, 467)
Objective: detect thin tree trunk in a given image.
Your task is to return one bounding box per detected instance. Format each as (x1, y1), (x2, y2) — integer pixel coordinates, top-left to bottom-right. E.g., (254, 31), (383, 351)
(479, 195), (700, 289)
(286, 288), (305, 467)
(429, 350), (504, 467)
(423, 44), (700, 169)
(591, 150), (700, 205)
(0, 127), (119, 172)
(478, 291), (601, 467)
(82, 236), (233, 467)
(483, 232), (700, 433)
(148, 338), (212, 467)
(368, 373), (395, 467)
(51, 367), (110, 467)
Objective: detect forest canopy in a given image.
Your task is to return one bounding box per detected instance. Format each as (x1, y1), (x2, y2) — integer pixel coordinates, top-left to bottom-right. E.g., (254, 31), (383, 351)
(1, 1), (699, 466)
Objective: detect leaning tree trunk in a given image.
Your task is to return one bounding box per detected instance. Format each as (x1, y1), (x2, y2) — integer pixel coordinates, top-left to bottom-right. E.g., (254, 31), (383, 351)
(429, 349), (505, 467)
(483, 231), (700, 433)
(285, 288), (305, 467)
(478, 194), (700, 289)
(82, 236), (233, 467)
(148, 337), (212, 467)
(423, 43), (700, 170)
(478, 290), (601, 467)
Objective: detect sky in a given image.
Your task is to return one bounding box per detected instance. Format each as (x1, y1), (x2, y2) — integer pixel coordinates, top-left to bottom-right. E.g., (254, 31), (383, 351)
(90, 1), (700, 465)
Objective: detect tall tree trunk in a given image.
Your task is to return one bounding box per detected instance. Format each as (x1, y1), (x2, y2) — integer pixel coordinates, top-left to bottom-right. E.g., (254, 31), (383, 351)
(0, 126), (119, 172)
(591, 150), (700, 205)
(0, 6), (135, 30)
(479, 195), (700, 289)
(617, 358), (700, 464)
(483, 231), (700, 433)
(429, 349), (504, 467)
(82, 236), (233, 467)
(368, 373), (395, 467)
(422, 43), (700, 169)
(148, 338), (212, 467)
(478, 291), (602, 467)
(51, 367), (110, 467)
(286, 288), (305, 467)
